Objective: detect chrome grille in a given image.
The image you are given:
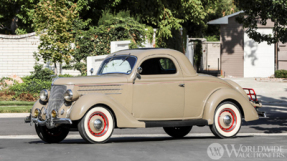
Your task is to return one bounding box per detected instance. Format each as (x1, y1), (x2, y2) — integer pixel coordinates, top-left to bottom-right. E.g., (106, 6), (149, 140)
(47, 85), (67, 115)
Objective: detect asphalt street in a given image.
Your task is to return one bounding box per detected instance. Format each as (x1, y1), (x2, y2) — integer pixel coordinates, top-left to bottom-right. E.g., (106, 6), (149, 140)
(0, 103), (287, 161)
(1, 135), (287, 161)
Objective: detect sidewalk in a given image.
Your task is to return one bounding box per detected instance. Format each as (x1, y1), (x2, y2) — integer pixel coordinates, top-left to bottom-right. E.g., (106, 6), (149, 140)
(0, 113), (29, 118)
(226, 77), (287, 105)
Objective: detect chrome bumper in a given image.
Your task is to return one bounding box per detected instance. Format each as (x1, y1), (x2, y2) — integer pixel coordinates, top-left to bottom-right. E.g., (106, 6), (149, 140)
(24, 114), (72, 129)
(256, 108), (266, 118)
(250, 101), (266, 118)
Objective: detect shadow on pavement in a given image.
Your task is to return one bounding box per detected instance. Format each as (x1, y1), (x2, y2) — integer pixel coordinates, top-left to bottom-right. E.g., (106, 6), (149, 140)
(242, 95), (287, 133)
(257, 95), (287, 106)
(28, 135), (253, 144)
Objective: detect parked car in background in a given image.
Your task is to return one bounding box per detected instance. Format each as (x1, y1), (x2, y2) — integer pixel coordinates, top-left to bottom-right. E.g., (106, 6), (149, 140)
(25, 48), (264, 143)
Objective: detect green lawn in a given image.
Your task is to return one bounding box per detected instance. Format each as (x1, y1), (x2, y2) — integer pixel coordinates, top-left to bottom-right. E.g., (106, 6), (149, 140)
(0, 101), (34, 106)
(0, 106), (32, 113)
(0, 101), (33, 113)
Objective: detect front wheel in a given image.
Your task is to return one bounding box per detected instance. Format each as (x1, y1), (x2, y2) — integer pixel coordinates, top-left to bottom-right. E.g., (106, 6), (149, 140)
(163, 126), (192, 138)
(78, 106), (115, 144)
(35, 124), (69, 143)
(210, 101), (242, 138)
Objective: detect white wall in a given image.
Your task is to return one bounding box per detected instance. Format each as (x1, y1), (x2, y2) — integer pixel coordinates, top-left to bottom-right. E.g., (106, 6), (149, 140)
(244, 29), (274, 77)
(0, 32), (80, 78)
(87, 55), (107, 76)
(110, 40), (131, 53)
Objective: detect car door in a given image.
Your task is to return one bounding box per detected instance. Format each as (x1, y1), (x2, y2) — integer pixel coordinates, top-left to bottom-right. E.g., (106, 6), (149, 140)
(132, 55), (185, 120)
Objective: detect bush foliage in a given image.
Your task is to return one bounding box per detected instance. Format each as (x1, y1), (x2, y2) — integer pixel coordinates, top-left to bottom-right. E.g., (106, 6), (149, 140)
(0, 64), (74, 101)
(64, 10), (153, 75)
(275, 70), (287, 78)
(24, 64), (54, 81)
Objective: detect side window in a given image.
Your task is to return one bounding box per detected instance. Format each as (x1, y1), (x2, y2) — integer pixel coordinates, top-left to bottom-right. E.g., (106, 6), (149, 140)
(140, 57), (177, 75)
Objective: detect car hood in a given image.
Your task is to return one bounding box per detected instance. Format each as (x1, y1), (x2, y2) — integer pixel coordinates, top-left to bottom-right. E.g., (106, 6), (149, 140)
(52, 74), (128, 85)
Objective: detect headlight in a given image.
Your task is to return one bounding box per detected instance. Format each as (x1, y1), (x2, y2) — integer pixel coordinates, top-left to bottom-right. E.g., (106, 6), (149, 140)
(51, 109), (57, 118)
(64, 89), (73, 102)
(39, 89), (49, 102)
(34, 108), (40, 117)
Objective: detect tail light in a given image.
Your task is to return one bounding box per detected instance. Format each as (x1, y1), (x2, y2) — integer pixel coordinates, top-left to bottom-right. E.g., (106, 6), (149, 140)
(243, 88), (258, 102)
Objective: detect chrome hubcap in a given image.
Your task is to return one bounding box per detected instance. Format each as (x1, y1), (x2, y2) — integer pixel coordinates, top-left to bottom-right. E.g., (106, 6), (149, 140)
(93, 119), (103, 130)
(223, 115), (232, 126)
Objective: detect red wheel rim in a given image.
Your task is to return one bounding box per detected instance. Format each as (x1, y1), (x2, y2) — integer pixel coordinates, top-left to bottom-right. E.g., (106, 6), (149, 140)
(217, 108), (237, 132)
(87, 112), (109, 137)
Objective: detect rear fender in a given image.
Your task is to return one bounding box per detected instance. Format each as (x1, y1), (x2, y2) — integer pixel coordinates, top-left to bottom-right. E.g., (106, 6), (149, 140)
(202, 88), (259, 124)
(69, 93), (145, 128)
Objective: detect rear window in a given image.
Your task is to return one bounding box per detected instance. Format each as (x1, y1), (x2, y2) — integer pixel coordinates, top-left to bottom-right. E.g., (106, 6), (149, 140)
(140, 57), (177, 75)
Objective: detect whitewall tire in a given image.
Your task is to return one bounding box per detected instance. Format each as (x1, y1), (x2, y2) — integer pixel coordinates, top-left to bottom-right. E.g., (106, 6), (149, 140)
(78, 106), (115, 143)
(210, 102), (242, 138)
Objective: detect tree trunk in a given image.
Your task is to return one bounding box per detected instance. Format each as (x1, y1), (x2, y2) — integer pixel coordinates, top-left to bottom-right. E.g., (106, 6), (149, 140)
(10, 2), (20, 34)
(54, 63), (58, 75)
(59, 63), (63, 75)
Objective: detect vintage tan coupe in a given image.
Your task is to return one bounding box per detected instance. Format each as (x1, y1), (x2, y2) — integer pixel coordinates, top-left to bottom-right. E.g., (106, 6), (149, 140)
(25, 48), (264, 143)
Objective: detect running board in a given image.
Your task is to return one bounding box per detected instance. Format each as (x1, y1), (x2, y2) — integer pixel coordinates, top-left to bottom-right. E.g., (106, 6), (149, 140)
(143, 119), (208, 128)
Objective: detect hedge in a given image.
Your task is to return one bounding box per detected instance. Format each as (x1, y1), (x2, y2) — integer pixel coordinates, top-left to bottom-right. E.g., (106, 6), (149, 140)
(275, 70), (287, 78)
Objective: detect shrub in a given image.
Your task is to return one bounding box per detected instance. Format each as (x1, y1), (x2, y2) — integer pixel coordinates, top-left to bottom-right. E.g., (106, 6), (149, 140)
(0, 77), (14, 88)
(204, 35), (219, 41)
(58, 74), (74, 77)
(0, 63), (77, 101)
(275, 70), (287, 78)
(24, 64), (54, 81)
(9, 79), (52, 96)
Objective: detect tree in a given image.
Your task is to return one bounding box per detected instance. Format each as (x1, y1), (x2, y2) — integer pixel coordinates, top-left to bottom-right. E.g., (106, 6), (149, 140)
(77, 0), (208, 39)
(64, 10), (152, 75)
(32, 0), (80, 75)
(0, 0), (38, 34)
(235, 0), (287, 44)
(184, 0), (239, 39)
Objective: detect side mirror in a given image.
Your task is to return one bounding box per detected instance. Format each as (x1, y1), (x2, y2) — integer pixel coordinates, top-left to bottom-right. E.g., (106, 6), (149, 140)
(90, 68), (94, 75)
(133, 67), (142, 84)
(137, 67), (142, 74)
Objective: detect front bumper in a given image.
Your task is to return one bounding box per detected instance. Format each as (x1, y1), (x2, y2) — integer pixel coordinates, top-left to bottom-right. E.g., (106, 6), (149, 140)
(24, 114), (72, 129)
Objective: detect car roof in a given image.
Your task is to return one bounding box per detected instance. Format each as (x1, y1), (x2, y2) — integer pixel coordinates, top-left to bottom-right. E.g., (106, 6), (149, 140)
(107, 48), (197, 77)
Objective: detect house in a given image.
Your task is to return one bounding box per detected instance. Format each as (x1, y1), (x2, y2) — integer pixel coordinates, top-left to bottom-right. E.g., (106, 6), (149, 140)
(208, 11), (287, 77)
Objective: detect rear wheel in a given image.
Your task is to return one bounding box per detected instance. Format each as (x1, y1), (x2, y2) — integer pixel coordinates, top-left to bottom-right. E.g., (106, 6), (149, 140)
(78, 106), (115, 144)
(210, 101), (242, 138)
(35, 124), (69, 143)
(163, 126), (192, 138)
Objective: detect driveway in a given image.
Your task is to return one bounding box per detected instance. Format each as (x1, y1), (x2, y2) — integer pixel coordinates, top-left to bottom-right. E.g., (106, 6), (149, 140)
(227, 78), (287, 105)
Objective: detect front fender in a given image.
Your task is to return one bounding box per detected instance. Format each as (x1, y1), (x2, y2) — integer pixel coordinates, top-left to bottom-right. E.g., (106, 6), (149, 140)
(31, 99), (42, 116)
(202, 88), (259, 124)
(69, 93), (145, 128)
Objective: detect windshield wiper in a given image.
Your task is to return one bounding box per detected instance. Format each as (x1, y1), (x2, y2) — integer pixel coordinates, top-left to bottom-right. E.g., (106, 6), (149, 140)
(105, 54), (116, 66)
(119, 53), (131, 66)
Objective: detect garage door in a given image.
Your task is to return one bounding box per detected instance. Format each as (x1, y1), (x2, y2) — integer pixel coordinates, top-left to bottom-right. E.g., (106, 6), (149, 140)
(244, 29), (274, 77)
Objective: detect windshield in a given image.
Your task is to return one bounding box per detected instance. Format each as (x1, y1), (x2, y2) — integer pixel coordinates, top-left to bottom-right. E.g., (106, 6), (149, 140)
(97, 55), (137, 75)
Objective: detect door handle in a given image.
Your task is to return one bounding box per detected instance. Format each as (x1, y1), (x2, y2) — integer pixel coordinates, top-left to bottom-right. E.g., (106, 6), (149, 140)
(179, 84), (185, 87)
